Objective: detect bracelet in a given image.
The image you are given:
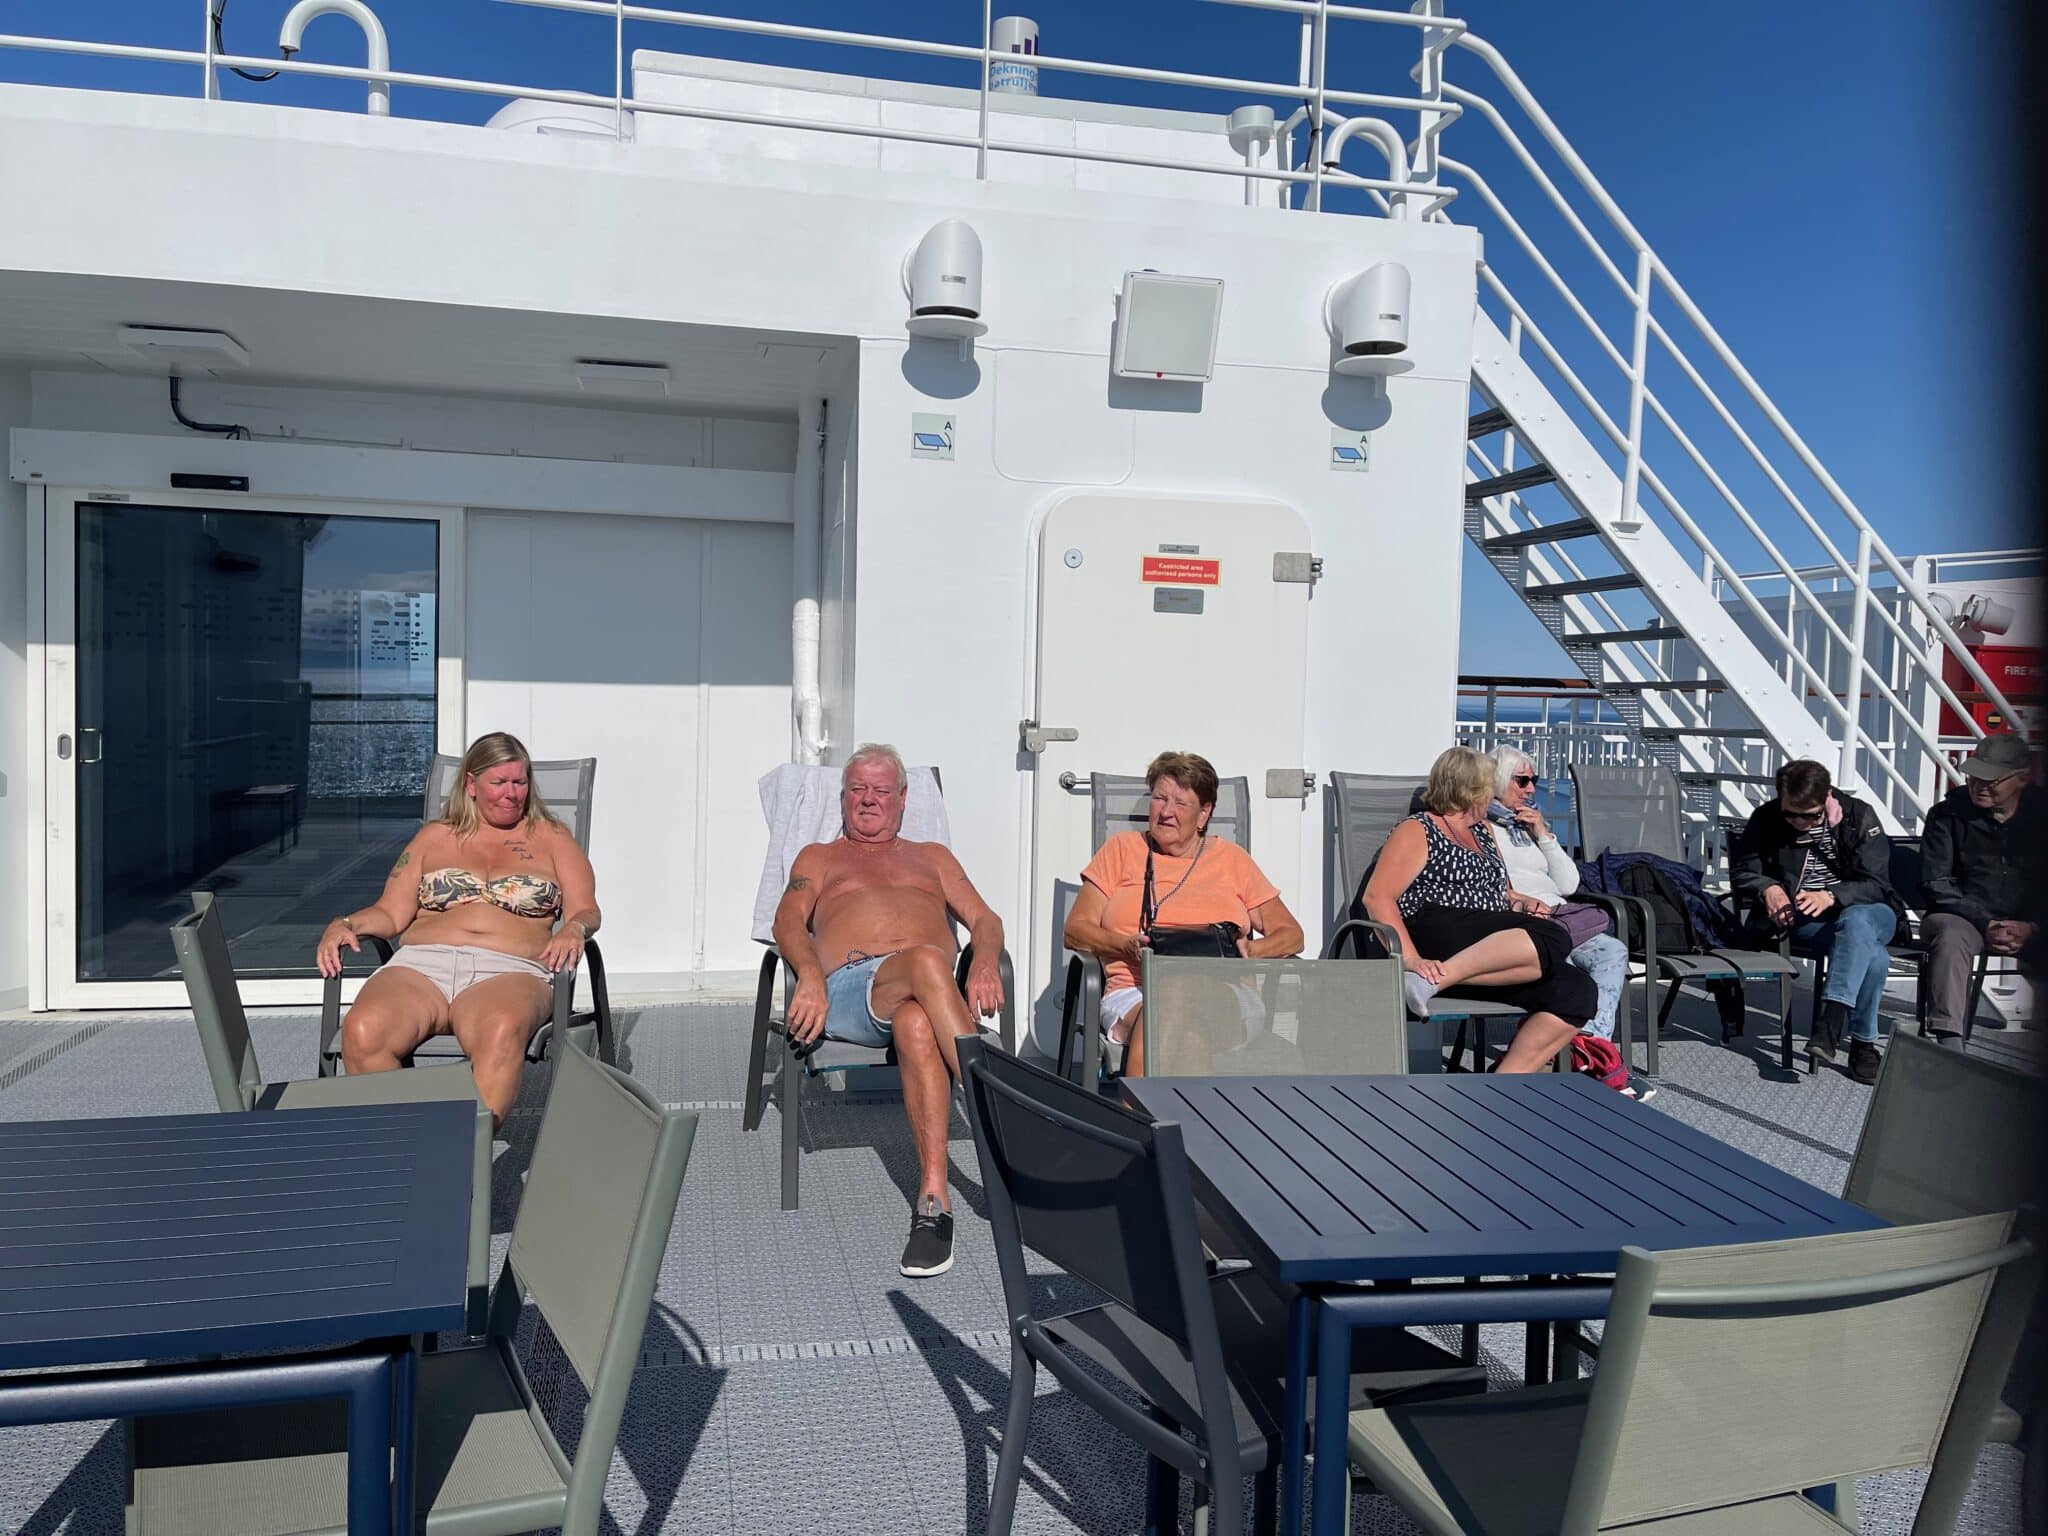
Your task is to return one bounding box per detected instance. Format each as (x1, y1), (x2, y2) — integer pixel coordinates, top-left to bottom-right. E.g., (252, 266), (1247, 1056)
(339, 915), (356, 932)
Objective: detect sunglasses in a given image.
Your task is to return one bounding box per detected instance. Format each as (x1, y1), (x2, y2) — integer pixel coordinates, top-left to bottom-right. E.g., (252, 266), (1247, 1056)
(1510, 774), (1536, 788)
(1783, 808), (1824, 824)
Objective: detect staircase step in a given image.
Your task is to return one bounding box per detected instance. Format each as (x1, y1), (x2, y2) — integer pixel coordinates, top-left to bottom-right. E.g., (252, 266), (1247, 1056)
(1466, 465), (1558, 504)
(1578, 626), (1674, 646)
(1679, 772), (1780, 787)
(1467, 406), (1514, 438)
(1637, 725), (1770, 740)
(1481, 519), (1603, 553)
(1600, 679), (1726, 694)
(1526, 572), (1640, 599)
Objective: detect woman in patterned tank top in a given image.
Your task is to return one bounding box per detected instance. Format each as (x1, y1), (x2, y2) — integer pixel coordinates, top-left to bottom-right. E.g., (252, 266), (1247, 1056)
(1353, 746), (1597, 1073)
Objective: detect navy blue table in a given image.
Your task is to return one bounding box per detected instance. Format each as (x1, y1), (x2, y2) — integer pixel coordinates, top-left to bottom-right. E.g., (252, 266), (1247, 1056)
(1122, 1073), (1886, 1536)
(0, 1099), (474, 1536)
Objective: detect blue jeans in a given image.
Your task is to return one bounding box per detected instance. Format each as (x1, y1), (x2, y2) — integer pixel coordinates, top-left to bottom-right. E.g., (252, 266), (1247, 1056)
(1789, 903), (1897, 1042)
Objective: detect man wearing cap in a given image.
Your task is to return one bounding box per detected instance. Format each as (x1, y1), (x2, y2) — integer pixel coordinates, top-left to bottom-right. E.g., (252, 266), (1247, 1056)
(1918, 733), (2042, 1044)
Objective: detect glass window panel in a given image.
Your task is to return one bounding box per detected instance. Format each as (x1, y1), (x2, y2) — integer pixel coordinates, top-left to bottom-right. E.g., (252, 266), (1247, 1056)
(75, 504), (438, 982)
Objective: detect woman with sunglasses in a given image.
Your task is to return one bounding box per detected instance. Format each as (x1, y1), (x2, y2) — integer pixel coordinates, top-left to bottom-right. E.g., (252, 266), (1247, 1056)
(1731, 759), (1905, 1081)
(1484, 747), (1634, 1064)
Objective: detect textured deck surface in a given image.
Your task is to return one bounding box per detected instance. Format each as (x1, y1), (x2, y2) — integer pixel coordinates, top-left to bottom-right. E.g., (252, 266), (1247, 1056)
(0, 982), (2035, 1534)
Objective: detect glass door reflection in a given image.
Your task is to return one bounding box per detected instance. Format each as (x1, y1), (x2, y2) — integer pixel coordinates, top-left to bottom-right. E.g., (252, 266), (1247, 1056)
(74, 504), (438, 982)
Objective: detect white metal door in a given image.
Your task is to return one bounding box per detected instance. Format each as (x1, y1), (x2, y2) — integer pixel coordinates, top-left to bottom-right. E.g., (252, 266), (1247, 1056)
(42, 489), (464, 1010)
(1025, 491), (1312, 1052)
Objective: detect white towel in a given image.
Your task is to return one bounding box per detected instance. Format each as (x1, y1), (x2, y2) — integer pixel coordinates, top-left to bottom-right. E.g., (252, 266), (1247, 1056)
(751, 763), (952, 943)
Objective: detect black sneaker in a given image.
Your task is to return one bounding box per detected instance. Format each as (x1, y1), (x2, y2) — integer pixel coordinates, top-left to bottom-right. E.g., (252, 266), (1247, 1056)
(900, 1197), (955, 1277)
(1847, 1040), (1883, 1086)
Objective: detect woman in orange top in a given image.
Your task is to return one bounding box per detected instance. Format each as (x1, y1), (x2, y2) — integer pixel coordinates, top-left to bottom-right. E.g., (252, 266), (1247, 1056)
(1063, 750), (1304, 1076)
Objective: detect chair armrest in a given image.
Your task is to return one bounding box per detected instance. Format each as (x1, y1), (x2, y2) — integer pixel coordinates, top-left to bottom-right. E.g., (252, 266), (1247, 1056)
(1572, 892), (1631, 952)
(954, 943), (1018, 1054)
(1057, 951), (1104, 1083)
(582, 937), (614, 1063)
(754, 945), (785, 1037)
(317, 936), (396, 1073)
(1323, 918), (1402, 961)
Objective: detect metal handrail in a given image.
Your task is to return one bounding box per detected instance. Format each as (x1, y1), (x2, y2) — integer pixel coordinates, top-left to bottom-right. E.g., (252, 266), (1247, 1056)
(1441, 31), (2023, 745)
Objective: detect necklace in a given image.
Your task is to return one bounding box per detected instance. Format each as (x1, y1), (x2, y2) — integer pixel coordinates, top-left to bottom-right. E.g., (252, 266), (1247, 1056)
(1142, 833), (1206, 931)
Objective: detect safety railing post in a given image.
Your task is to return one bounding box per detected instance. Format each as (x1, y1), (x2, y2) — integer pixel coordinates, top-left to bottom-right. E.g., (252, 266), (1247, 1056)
(1614, 248), (1651, 533)
(201, 0), (218, 100)
(1307, 2), (1329, 211)
(976, 0), (992, 181)
(1838, 528), (1875, 789)
(613, 0), (625, 140)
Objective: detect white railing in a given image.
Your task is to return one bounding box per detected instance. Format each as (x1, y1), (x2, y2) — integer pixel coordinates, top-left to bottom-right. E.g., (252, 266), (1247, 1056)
(0, 3), (2022, 823)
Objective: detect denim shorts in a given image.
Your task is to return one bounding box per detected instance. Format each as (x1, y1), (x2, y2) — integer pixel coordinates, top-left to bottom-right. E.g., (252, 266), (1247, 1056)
(823, 951), (897, 1049)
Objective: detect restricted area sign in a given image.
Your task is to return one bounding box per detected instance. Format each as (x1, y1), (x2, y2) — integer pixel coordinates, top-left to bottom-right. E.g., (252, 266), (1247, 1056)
(1141, 556), (1220, 585)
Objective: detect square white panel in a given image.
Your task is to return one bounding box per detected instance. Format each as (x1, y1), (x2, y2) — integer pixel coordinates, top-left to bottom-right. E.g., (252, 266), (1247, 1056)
(1112, 272), (1223, 383)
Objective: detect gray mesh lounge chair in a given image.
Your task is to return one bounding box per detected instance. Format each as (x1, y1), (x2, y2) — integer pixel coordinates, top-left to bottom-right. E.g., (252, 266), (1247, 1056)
(126, 1040), (698, 1536)
(957, 1038), (1482, 1536)
(1345, 1212), (2034, 1535)
(1569, 762), (1797, 1076)
(316, 755), (614, 1077)
(742, 770), (1017, 1211)
(173, 893), (495, 1334)
(1323, 771), (1635, 1072)
(1139, 953), (1435, 1078)
(1846, 1030), (2042, 1451)
(1056, 771), (1254, 1085)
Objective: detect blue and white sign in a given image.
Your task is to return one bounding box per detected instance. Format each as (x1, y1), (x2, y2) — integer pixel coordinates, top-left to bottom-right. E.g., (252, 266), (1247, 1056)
(1330, 429), (1370, 472)
(911, 413), (956, 461)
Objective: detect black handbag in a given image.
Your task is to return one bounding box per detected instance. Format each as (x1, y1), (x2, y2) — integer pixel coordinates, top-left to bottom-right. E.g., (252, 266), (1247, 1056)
(1142, 840), (1243, 959)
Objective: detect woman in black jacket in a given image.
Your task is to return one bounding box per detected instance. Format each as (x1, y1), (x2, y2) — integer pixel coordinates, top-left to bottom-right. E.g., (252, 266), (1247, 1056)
(1731, 759), (1903, 1082)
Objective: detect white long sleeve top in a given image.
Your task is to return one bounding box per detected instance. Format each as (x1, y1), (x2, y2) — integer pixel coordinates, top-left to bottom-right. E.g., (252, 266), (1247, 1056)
(1485, 807), (1581, 905)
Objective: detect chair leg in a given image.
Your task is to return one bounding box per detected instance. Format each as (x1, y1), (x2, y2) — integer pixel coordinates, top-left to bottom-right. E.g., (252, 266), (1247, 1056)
(1963, 952), (1990, 1045)
(1446, 1019), (1468, 1073)
(742, 1011), (772, 1135)
(1144, 1451), (1179, 1536)
(987, 1344), (1036, 1536)
(1459, 1322), (1480, 1366)
(779, 1038), (802, 1212)
(1252, 1463), (1278, 1536)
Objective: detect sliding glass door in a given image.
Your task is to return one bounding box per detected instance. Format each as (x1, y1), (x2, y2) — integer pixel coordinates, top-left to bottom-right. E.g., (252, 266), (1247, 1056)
(46, 492), (461, 1007)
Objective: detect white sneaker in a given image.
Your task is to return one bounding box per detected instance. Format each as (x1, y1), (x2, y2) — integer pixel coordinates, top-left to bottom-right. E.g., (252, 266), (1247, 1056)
(1402, 973), (1440, 1018)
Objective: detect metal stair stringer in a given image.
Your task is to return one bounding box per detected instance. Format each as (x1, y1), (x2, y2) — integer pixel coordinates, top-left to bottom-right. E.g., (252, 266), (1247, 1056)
(1467, 309), (1850, 813)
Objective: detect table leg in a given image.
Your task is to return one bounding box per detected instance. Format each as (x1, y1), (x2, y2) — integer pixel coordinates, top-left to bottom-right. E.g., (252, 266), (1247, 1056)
(1278, 1291), (1310, 1536)
(1524, 1277), (1551, 1385)
(346, 1351), (395, 1536)
(1312, 1306), (1354, 1536)
(391, 1343), (418, 1533)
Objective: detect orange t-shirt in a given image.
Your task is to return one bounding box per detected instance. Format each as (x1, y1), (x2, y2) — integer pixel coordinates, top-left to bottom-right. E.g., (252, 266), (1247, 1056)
(1080, 830), (1281, 994)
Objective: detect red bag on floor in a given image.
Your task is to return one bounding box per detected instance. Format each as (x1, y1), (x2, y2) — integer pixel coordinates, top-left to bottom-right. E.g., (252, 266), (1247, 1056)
(1570, 1035), (1627, 1090)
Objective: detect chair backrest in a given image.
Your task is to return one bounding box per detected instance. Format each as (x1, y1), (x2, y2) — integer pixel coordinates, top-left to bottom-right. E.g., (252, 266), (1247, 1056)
(1090, 772), (1252, 853)
(1328, 772), (1427, 908)
(169, 893), (261, 1112)
(495, 1044), (697, 1531)
(1888, 835), (1930, 915)
(1569, 762), (1686, 863)
(1140, 954), (1409, 1077)
(1562, 1213), (2025, 1532)
(425, 753), (598, 851)
(1845, 1031), (2041, 1226)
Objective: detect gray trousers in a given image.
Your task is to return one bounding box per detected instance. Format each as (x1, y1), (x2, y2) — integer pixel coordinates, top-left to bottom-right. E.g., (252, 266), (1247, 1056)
(1921, 912), (1986, 1036)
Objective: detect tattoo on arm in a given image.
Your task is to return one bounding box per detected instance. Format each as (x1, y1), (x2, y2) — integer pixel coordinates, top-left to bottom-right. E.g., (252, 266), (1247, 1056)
(785, 875), (811, 893)
(390, 850), (411, 875)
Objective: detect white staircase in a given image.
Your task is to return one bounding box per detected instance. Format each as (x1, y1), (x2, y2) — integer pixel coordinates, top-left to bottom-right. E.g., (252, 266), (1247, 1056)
(1395, 25), (2025, 835)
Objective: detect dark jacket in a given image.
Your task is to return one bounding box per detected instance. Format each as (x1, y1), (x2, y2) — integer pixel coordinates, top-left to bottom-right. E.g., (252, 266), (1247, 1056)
(1731, 791), (1904, 923)
(1920, 784), (2045, 926)
(1575, 850), (1740, 948)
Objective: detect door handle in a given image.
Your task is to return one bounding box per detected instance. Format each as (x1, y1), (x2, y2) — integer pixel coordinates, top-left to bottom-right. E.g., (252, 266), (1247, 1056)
(77, 726), (104, 765)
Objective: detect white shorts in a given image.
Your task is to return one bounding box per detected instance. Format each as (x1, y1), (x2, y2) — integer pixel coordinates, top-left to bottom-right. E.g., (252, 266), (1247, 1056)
(1099, 982), (1268, 1047)
(381, 943), (552, 1004)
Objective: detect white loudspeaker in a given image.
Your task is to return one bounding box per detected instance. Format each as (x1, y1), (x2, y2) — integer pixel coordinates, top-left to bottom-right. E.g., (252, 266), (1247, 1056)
(1326, 262), (1413, 377)
(905, 220), (986, 340)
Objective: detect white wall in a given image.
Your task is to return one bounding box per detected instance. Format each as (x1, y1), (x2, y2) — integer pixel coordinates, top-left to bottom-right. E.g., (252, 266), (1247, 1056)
(0, 366), (29, 1008)
(466, 511), (791, 981)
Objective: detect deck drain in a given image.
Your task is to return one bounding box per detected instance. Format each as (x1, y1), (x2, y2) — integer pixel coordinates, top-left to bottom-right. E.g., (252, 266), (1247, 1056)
(640, 1325), (1011, 1371)
(0, 1022), (110, 1095)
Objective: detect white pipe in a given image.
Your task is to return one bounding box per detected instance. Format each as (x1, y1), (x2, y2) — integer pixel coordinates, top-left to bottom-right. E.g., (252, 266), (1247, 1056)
(790, 395), (826, 765)
(1319, 114), (1408, 214)
(278, 0), (390, 116)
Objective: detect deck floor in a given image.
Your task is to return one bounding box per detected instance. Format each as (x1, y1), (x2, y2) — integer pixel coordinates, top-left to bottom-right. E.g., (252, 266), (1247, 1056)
(0, 984), (2035, 1534)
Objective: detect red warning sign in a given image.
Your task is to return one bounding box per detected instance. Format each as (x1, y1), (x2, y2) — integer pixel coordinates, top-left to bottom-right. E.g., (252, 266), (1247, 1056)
(1141, 556), (1220, 585)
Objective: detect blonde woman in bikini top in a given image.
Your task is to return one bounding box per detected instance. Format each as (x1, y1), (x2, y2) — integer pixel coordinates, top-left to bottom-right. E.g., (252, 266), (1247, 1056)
(315, 731), (600, 1124)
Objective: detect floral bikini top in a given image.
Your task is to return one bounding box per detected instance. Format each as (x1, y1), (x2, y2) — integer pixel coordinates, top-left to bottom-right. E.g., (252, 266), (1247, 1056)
(417, 868), (563, 920)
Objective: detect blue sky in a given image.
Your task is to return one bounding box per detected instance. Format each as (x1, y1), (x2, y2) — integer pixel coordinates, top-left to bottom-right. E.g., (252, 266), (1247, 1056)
(2, 4), (2019, 674)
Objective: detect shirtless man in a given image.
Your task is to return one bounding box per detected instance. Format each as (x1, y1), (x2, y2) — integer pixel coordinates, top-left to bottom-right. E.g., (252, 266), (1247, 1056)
(772, 744), (1004, 1277)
